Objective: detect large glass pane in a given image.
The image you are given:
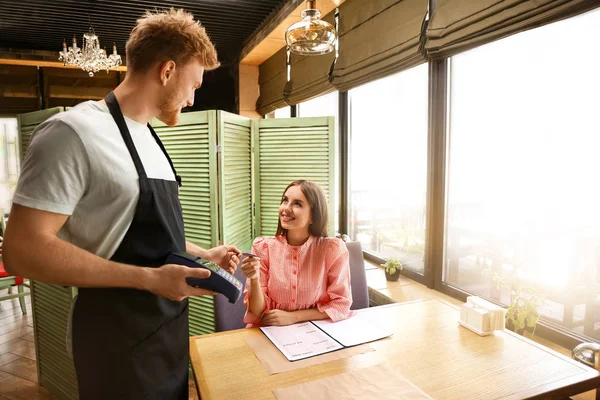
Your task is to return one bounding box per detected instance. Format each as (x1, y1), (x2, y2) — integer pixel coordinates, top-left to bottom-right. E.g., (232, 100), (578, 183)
(272, 106), (291, 119)
(445, 9), (600, 339)
(298, 91), (338, 120)
(349, 65), (428, 272)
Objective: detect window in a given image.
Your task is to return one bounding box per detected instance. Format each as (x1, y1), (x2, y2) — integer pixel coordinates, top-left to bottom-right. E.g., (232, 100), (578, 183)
(349, 64), (428, 272)
(445, 9), (600, 339)
(269, 106), (291, 119)
(0, 118), (20, 215)
(298, 91), (338, 120)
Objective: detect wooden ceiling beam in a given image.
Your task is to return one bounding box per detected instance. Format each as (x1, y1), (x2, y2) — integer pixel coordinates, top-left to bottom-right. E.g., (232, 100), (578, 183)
(238, 0), (305, 63)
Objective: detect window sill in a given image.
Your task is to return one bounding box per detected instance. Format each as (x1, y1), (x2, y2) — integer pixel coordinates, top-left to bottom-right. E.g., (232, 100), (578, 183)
(364, 260), (462, 307)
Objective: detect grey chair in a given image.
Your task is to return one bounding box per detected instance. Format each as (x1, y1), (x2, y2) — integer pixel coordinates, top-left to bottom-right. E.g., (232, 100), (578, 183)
(214, 266), (247, 332)
(345, 241), (369, 310)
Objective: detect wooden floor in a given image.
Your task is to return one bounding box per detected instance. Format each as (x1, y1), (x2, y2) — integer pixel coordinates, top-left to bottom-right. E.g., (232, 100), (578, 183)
(0, 289), (51, 400)
(0, 288), (199, 400)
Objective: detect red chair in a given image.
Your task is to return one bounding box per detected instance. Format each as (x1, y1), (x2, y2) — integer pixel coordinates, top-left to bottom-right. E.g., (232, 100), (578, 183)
(0, 252), (29, 314)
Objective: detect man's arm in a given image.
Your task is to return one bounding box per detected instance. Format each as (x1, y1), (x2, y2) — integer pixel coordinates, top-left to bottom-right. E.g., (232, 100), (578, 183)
(3, 204), (214, 301)
(185, 241), (211, 259)
(186, 240), (241, 274)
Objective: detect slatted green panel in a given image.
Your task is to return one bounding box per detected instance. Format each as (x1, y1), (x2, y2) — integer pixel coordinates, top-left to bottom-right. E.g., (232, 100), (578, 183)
(31, 281), (78, 400)
(217, 111), (253, 251)
(254, 117), (336, 236)
(153, 112), (219, 337)
(152, 112), (219, 250)
(17, 107), (65, 163)
(188, 296), (215, 335)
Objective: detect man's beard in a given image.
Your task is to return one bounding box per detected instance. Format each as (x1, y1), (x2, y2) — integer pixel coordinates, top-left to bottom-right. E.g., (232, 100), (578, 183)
(157, 91), (182, 127)
(157, 103), (181, 127)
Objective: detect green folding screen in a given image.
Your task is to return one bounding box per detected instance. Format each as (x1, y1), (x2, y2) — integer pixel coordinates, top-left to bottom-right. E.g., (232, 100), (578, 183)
(151, 112), (219, 250)
(254, 117), (336, 237)
(217, 111), (254, 251)
(17, 107), (64, 162)
(152, 112), (220, 336)
(156, 112), (336, 335)
(30, 282), (78, 400)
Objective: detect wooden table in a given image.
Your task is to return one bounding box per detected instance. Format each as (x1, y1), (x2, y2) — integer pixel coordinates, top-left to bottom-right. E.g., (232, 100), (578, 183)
(190, 299), (600, 399)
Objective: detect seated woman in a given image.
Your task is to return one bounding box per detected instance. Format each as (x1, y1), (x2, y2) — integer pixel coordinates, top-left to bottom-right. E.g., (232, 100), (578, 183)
(240, 180), (354, 327)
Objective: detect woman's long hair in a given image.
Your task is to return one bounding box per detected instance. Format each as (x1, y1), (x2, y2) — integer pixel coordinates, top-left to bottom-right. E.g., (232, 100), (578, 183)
(275, 180), (328, 238)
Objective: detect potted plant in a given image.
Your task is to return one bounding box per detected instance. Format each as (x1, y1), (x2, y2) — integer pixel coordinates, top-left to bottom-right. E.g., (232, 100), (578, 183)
(381, 258), (403, 282)
(483, 269), (547, 336)
(505, 289), (545, 335)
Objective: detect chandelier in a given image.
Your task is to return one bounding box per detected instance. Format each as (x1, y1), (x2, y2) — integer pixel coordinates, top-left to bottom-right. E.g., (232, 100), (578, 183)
(285, 0), (337, 56)
(59, 27), (122, 77)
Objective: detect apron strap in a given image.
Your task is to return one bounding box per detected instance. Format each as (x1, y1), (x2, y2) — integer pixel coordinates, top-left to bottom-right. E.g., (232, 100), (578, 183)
(104, 91), (148, 179)
(148, 124), (182, 187)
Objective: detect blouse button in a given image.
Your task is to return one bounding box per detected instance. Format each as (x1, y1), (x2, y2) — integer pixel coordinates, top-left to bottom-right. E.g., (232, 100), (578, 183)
(293, 270), (297, 275)
(293, 256), (297, 260)
(291, 299), (295, 303)
(292, 285), (296, 289)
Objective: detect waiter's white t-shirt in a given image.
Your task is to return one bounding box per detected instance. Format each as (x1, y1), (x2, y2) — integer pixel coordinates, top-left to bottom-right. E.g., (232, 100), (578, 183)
(13, 101), (175, 259)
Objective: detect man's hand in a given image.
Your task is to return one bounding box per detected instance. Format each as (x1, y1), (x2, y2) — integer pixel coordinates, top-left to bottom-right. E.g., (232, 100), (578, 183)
(145, 264), (216, 301)
(261, 310), (298, 326)
(206, 245), (241, 274)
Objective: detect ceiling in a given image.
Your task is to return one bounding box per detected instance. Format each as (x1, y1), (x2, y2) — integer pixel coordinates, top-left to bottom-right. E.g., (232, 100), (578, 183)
(241, 0), (343, 65)
(0, 0), (289, 65)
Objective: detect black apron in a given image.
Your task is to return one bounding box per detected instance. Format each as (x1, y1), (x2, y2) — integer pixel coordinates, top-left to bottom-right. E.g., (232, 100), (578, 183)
(72, 92), (188, 400)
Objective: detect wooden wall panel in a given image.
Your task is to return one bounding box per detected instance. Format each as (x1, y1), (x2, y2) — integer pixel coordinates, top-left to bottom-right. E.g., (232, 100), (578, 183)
(0, 65), (39, 114)
(44, 67), (119, 104)
(0, 64), (120, 115)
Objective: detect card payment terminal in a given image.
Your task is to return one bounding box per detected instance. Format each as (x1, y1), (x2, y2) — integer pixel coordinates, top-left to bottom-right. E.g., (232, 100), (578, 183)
(166, 252), (243, 304)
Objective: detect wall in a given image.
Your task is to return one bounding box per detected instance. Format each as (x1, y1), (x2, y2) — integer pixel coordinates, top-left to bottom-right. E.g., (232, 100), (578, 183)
(238, 63), (261, 119)
(0, 65), (39, 114)
(189, 65), (237, 114)
(44, 67), (120, 108)
(0, 64), (120, 114)
(0, 62), (238, 116)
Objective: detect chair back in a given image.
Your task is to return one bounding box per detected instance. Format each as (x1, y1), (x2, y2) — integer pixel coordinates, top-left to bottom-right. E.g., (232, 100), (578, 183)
(345, 241), (369, 310)
(214, 267), (247, 332)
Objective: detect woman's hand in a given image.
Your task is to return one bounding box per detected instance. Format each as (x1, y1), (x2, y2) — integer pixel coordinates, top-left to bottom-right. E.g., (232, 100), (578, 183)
(206, 245), (241, 274)
(240, 256), (261, 280)
(261, 310), (297, 326)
